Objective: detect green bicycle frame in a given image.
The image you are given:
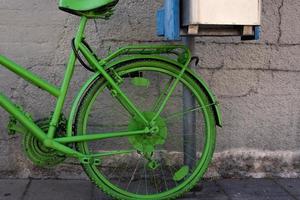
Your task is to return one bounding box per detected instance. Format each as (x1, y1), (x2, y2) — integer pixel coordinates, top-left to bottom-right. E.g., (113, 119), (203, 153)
(0, 16), (190, 160)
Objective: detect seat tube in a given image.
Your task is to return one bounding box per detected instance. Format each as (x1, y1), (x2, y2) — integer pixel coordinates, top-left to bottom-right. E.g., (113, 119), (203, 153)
(47, 17), (88, 139)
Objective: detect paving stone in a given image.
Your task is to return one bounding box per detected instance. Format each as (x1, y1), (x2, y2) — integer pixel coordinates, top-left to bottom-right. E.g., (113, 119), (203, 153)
(0, 179), (300, 200)
(217, 179), (295, 200)
(92, 185), (111, 200)
(192, 181), (229, 200)
(276, 178), (300, 198)
(93, 181), (229, 200)
(0, 179), (29, 200)
(24, 179), (93, 200)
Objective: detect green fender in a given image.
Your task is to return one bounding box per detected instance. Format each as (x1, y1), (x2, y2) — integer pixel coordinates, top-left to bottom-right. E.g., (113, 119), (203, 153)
(67, 56), (222, 136)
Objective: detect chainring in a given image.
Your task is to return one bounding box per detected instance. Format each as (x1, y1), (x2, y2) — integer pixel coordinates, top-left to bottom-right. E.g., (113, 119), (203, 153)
(22, 117), (67, 167)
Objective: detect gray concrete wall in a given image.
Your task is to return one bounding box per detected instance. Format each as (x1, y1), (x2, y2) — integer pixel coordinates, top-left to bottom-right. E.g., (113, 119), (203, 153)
(0, 0), (299, 178)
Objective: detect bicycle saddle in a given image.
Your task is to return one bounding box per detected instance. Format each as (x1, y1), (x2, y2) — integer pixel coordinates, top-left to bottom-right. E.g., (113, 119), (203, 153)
(59, 0), (119, 18)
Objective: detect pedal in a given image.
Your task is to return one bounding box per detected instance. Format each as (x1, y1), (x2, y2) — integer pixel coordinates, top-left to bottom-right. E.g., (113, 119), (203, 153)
(173, 166), (190, 182)
(131, 77), (150, 87)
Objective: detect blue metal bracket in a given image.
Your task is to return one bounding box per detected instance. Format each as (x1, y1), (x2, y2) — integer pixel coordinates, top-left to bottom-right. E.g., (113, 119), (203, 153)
(156, 0), (181, 41)
(254, 26), (261, 40)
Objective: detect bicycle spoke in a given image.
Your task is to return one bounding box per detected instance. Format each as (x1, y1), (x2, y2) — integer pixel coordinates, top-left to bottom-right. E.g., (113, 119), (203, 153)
(101, 92), (132, 119)
(126, 156), (142, 190)
(151, 75), (182, 122)
(111, 103), (131, 119)
(144, 161), (148, 195)
(152, 77), (175, 113)
(164, 103), (217, 122)
(160, 160), (169, 191)
(135, 168), (142, 194)
(168, 165), (178, 186)
(117, 156), (130, 186)
(152, 168), (159, 193)
(106, 86), (149, 126)
(108, 164), (120, 180)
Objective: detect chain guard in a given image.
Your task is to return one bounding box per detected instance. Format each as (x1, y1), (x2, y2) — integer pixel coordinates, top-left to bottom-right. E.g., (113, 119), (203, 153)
(22, 117), (67, 168)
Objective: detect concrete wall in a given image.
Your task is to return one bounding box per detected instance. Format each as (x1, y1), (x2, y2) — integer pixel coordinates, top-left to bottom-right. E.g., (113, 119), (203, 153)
(0, 0), (299, 178)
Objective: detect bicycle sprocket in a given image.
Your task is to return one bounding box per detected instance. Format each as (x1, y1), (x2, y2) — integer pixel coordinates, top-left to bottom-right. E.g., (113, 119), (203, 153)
(22, 117), (67, 167)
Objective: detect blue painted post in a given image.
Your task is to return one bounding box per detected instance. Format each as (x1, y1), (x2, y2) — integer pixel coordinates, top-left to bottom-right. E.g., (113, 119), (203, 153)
(164, 0), (180, 40)
(156, 0), (196, 168)
(156, 0), (180, 40)
(156, 8), (165, 37)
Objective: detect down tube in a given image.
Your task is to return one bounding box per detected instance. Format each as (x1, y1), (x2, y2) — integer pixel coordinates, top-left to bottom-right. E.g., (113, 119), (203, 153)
(0, 92), (47, 142)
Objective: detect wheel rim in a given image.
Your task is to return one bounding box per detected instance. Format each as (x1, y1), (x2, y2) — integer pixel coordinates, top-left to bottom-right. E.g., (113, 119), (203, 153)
(75, 61), (215, 199)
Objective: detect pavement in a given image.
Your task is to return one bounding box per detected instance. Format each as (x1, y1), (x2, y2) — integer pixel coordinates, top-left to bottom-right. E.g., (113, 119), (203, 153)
(0, 178), (300, 200)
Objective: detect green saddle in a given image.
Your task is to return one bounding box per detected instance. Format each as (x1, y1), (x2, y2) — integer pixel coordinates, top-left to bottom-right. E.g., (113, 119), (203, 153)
(59, 0), (119, 18)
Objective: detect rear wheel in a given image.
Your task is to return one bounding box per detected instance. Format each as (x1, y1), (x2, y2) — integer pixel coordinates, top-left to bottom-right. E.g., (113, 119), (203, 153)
(74, 60), (216, 200)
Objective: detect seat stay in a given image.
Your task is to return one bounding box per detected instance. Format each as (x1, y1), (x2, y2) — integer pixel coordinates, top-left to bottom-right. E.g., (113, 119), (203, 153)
(78, 42), (150, 126)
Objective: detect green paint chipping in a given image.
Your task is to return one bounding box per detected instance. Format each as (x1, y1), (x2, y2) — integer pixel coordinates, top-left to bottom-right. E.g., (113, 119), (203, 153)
(173, 166), (190, 181)
(131, 77), (150, 87)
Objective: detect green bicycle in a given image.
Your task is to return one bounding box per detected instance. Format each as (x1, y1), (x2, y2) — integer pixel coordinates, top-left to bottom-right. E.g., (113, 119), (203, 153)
(0, 0), (222, 199)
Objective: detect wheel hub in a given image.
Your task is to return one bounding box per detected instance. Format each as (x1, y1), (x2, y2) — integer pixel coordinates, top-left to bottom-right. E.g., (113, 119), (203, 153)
(128, 112), (167, 153)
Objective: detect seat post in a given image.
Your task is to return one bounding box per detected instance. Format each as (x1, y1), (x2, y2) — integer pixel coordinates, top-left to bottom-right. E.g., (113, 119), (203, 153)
(46, 16), (88, 139)
(75, 16), (88, 44)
